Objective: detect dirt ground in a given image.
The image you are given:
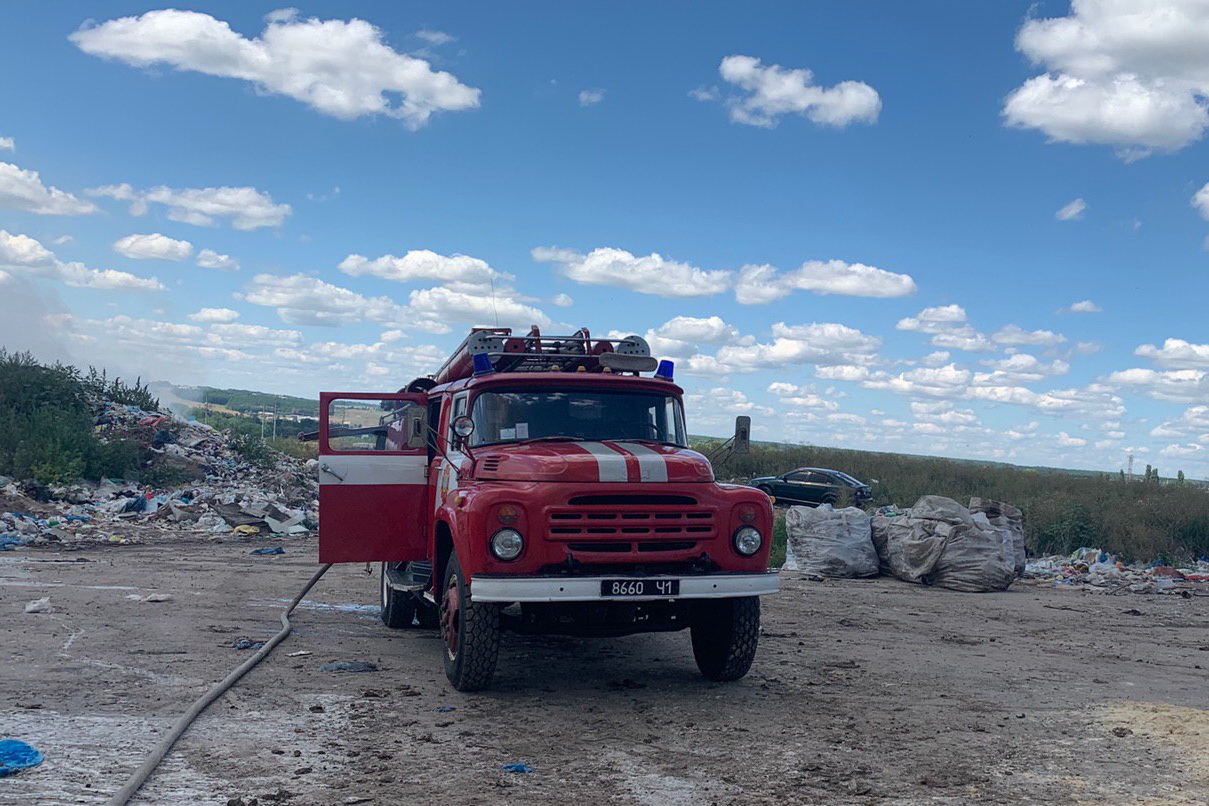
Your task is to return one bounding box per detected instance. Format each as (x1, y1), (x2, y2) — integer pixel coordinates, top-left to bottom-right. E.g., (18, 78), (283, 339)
(2, 538), (1208, 805)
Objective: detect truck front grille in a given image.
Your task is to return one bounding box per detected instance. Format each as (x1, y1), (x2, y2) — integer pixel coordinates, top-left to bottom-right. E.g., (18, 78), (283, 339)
(547, 506), (717, 541)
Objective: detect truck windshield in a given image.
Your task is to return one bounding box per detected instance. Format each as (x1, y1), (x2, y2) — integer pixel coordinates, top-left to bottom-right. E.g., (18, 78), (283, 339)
(469, 390), (687, 447)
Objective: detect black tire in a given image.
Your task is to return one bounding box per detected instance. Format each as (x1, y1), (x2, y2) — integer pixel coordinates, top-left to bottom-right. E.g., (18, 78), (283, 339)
(416, 600), (439, 629)
(820, 493), (839, 507)
(690, 597), (760, 682)
(380, 562), (417, 628)
(440, 552), (501, 691)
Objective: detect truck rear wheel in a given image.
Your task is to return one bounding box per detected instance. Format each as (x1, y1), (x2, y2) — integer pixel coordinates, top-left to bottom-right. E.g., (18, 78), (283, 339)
(690, 597), (760, 682)
(440, 552), (501, 691)
(380, 562), (417, 628)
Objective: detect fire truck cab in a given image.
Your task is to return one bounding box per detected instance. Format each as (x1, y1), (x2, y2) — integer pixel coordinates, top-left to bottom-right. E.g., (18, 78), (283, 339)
(318, 327), (778, 690)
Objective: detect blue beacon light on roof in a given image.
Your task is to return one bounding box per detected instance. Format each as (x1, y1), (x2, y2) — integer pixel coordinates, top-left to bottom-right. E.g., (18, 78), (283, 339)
(472, 352), (495, 375)
(654, 360), (674, 381)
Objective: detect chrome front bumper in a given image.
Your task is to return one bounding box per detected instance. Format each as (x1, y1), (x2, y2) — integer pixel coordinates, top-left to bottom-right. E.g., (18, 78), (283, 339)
(469, 572), (780, 603)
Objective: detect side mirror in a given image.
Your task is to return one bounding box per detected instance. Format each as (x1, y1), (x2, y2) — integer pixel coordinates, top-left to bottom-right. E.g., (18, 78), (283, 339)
(405, 406), (428, 450)
(732, 416), (750, 455)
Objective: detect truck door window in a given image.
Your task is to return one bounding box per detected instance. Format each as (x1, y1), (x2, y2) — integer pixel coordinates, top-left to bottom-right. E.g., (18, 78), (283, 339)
(325, 397), (414, 452)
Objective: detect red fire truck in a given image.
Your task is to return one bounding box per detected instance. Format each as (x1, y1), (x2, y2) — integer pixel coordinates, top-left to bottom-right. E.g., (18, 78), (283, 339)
(317, 327), (778, 690)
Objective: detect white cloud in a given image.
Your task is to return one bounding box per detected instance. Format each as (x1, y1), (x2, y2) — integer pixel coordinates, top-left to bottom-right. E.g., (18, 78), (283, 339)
(415, 29), (454, 45)
(897, 305), (993, 352)
(921, 350), (951, 367)
(714, 55), (881, 128)
(1057, 431), (1088, 448)
(196, 249), (239, 271)
(1067, 299), (1102, 313)
(89, 183), (290, 230)
(689, 86), (720, 102)
(645, 316), (745, 358)
(1134, 338), (1209, 369)
(241, 273), (404, 326)
(0, 161), (97, 216)
(1055, 198), (1087, 220)
(1149, 405), (1209, 441)
(0, 137), (14, 152)
(684, 387), (773, 417)
(187, 307), (240, 323)
(1004, 0), (1209, 155)
(533, 246), (731, 297)
(734, 259), (915, 303)
(0, 230), (56, 267)
(339, 249), (504, 289)
(974, 353), (1070, 385)
(578, 89), (605, 106)
(767, 382), (839, 410)
(1160, 443), (1204, 457)
(0, 229), (163, 291)
(405, 285), (552, 334)
(71, 9), (480, 129)
(1106, 367), (1208, 402)
(992, 324), (1067, 346)
(113, 233), (193, 261)
(207, 322), (302, 347)
(1193, 182), (1209, 221)
(710, 322), (882, 373)
(551, 293), (573, 307)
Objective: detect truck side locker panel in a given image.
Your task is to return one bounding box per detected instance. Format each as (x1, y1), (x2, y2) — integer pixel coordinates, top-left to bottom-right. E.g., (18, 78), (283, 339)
(318, 391), (429, 563)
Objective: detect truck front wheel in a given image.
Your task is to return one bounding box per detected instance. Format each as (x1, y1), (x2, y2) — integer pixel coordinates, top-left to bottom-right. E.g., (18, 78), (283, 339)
(439, 552), (501, 691)
(690, 597), (760, 682)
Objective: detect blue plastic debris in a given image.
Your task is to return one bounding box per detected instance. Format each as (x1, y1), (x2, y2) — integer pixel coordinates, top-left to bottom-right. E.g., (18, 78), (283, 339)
(249, 547), (284, 555)
(435, 706), (456, 713)
(0, 535), (27, 551)
(501, 762), (534, 774)
(0, 739), (44, 777)
(233, 637), (265, 650)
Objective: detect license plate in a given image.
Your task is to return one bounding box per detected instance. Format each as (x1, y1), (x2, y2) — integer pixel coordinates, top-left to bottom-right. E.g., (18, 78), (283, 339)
(600, 579), (680, 597)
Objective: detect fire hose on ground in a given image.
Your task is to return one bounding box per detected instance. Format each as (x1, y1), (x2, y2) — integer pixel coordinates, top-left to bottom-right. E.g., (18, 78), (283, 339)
(105, 563), (334, 806)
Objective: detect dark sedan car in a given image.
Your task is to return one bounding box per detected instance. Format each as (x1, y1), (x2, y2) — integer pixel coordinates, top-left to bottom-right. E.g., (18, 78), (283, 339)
(750, 467), (872, 507)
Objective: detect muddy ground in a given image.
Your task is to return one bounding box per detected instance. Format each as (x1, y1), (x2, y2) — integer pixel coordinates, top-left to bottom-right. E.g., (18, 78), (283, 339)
(2, 538), (1208, 805)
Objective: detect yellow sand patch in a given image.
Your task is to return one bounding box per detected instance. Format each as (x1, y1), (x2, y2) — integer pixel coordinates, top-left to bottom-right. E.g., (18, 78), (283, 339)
(1102, 701), (1209, 783)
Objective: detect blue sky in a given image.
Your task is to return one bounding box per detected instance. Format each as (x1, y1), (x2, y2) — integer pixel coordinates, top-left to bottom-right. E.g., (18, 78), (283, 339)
(2, 2), (1208, 476)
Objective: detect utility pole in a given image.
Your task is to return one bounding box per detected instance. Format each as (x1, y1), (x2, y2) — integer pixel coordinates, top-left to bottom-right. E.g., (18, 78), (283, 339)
(273, 403), (278, 440)
(1127, 452), (1134, 482)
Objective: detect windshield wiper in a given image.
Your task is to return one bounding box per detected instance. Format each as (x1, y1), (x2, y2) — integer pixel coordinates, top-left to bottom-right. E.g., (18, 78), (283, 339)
(516, 435), (587, 444)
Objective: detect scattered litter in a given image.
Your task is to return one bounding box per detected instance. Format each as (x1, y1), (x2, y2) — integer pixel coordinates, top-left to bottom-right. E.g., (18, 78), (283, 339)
(233, 637), (266, 650)
(1025, 548), (1209, 596)
(250, 547), (284, 555)
(435, 706), (456, 712)
(320, 661), (378, 673)
(142, 593), (174, 603)
(0, 739), (44, 777)
(287, 650), (312, 657)
(501, 762), (534, 774)
(23, 597), (53, 614)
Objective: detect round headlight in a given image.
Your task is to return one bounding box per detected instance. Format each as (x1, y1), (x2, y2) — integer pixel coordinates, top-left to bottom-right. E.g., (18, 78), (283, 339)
(733, 526), (762, 556)
(490, 528), (524, 561)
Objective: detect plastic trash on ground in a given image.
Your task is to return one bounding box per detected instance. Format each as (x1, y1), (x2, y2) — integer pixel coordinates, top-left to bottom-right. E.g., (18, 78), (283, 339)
(0, 739), (44, 777)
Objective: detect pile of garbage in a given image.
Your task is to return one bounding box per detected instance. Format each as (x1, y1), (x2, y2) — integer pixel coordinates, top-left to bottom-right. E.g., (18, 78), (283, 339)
(1023, 548), (1209, 595)
(0, 402), (317, 549)
(785, 495), (1028, 593)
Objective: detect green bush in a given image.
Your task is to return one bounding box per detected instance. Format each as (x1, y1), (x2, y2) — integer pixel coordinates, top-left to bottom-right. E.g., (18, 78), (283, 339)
(0, 350), (146, 485)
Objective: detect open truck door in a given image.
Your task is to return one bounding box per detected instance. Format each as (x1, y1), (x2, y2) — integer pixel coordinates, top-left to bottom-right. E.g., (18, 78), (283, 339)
(318, 392), (429, 563)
